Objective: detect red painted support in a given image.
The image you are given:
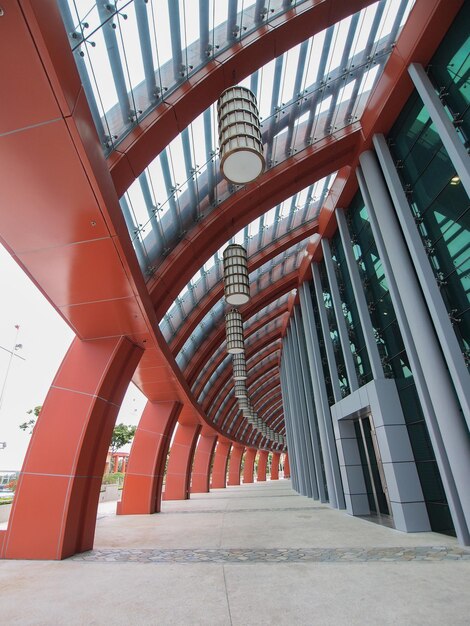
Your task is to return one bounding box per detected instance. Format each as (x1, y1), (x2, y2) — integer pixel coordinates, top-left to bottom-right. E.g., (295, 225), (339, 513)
(164, 423), (201, 500)
(211, 441), (231, 489)
(228, 445), (244, 486)
(284, 453), (291, 479)
(271, 453), (281, 481)
(243, 449), (257, 484)
(191, 434), (217, 493)
(257, 451), (269, 482)
(118, 401), (181, 514)
(1, 336), (142, 560)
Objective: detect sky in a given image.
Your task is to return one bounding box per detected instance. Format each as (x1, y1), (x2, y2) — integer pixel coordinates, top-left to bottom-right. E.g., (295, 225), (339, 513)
(0, 243), (146, 471)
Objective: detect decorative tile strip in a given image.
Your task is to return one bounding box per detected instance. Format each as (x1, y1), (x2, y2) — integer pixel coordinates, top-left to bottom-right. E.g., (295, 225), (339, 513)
(72, 546), (470, 564)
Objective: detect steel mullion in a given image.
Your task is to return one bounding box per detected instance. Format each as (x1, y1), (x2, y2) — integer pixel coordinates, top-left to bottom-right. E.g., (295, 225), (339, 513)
(168, 0), (183, 81)
(138, 172), (167, 250)
(285, 39), (309, 154)
(199, 0), (210, 62)
(96, 1), (132, 125)
(134, 0), (157, 103)
(323, 12), (360, 135)
(159, 149), (184, 232)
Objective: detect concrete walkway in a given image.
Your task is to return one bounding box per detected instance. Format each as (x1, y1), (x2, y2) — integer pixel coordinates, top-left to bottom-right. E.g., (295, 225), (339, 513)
(0, 480), (469, 625)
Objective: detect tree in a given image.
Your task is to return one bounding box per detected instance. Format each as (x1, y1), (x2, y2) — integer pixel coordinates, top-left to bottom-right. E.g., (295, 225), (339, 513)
(19, 405), (42, 434)
(110, 423), (136, 452)
(20, 407), (136, 451)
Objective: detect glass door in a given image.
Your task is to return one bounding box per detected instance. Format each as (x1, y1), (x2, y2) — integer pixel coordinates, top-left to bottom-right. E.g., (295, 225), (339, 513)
(354, 415), (392, 518)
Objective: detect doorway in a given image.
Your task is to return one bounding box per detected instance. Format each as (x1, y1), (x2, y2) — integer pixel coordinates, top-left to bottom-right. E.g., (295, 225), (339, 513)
(354, 415), (392, 519)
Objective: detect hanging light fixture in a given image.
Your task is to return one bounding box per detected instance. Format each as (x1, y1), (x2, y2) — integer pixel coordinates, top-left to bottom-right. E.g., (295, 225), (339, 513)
(223, 244), (250, 305)
(225, 309), (244, 354)
(234, 380), (247, 398)
(232, 353), (247, 380)
(217, 85), (265, 184)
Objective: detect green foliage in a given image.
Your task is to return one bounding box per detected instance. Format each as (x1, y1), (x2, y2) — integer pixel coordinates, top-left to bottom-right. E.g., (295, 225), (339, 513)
(19, 405), (42, 434)
(102, 472), (124, 485)
(110, 423), (136, 452)
(19, 408), (136, 453)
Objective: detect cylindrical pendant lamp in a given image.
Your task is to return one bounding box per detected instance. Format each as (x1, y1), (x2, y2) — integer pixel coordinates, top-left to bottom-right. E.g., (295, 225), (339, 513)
(234, 380), (247, 398)
(217, 86), (265, 184)
(223, 244), (250, 305)
(225, 309), (244, 354)
(232, 353), (247, 380)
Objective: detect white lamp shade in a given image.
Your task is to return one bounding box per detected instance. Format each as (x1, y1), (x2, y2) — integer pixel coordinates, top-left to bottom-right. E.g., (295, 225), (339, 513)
(223, 244), (250, 305)
(232, 352), (247, 380)
(234, 380), (247, 398)
(218, 86), (265, 184)
(225, 309), (244, 354)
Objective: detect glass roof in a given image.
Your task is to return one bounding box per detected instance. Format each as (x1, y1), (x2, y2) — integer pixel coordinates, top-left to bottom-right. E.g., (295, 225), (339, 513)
(175, 243), (304, 371)
(56, 0), (416, 441)
(58, 0), (309, 150)
(160, 175), (332, 343)
(58, 0), (415, 282)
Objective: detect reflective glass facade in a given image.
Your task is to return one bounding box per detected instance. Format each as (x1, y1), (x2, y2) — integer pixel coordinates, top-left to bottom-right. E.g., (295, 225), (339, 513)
(346, 192), (454, 534)
(388, 1), (470, 372)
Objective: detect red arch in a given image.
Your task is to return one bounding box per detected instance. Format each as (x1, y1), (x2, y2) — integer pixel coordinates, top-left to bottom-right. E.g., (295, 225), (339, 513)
(191, 434), (218, 494)
(2, 336), (143, 560)
(211, 441), (232, 489)
(119, 400), (182, 514)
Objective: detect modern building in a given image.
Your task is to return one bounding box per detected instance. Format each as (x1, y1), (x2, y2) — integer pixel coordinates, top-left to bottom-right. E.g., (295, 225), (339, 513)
(0, 0), (468, 560)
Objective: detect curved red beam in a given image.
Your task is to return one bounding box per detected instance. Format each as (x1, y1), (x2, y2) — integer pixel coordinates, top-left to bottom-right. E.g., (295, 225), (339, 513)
(169, 229), (310, 355)
(186, 272), (298, 386)
(151, 128), (361, 321)
(212, 359), (281, 427)
(204, 338), (282, 416)
(108, 0), (374, 197)
(196, 339), (281, 403)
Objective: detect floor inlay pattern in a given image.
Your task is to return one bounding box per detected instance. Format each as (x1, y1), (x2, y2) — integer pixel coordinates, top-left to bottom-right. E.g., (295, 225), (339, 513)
(161, 506), (327, 515)
(72, 546), (470, 564)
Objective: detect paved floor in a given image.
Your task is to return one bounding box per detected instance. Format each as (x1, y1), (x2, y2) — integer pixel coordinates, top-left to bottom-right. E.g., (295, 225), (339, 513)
(1, 480), (469, 625)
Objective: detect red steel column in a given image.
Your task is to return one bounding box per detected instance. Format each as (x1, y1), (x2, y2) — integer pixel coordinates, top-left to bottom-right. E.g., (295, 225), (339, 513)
(243, 449), (257, 484)
(257, 451), (269, 482)
(228, 444), (245, 485)
(118, 401), (181, 514)
(191, 434), (217, 493)
(1, 336), (142, 560)
(271, 452), (281, 480)
(164, 423), (201, 500)
(211, 441), (231, 489)
(284, 453), (291, 478)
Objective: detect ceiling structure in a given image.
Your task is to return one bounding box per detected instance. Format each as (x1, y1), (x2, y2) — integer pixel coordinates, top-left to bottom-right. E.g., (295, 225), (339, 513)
(5, 0), (452, 452)
(53, 0), (424, 449)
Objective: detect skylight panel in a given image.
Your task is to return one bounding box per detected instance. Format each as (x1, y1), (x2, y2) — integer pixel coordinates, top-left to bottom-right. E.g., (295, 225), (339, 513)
(337, 78), (357, 106)
(280, 44), (301, 103)
(302, 30), (327, 89)
(150, 1), (172, 69)
(318, 95), (333, 115)
(378, 0), (403, 39)
(258, 58), (277, 120)
(327, 17), (352, 75)
(248, 217), (262, 240)
(350, 3), (378, 57)
(359, 64), (381, 94)
(114, 6), (145, 99)
(264, 207), (277, 229)
(146, 155), (169, 215)
(167, 135), (188, 195)
(180, 1), (200, 49)
(80, 27), (121, 120)
(125, 182), (149, 232)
